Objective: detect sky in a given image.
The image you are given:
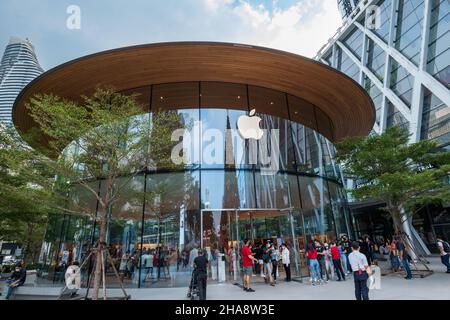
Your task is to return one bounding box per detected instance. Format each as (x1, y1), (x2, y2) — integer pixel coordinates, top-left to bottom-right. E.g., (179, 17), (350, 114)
(0, 0), (342, 70)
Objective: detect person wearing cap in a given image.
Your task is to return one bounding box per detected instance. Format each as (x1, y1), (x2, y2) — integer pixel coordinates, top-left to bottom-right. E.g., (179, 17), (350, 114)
(348, 241), (372, 300)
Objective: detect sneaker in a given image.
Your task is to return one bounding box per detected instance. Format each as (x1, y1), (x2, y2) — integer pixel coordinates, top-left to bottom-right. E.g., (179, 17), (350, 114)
(243, 287), (248, 292)
(247, 288), (255, 292)
(270, 283), (275, 287)
(312, 281), (316, 286)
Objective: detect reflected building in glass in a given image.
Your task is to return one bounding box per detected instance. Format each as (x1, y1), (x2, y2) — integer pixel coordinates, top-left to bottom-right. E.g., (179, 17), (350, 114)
(13, 42), (375, 288)
(317, 0), (450, 253)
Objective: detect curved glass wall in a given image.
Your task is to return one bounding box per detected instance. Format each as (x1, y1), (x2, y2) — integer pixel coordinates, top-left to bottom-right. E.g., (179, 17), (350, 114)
(36, 82), (352, 288)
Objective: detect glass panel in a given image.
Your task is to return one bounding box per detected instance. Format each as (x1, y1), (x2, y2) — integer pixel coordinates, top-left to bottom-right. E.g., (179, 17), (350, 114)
(102, 175), (145, 288)
(421, 87), (450, 146)
(202, 210), (240, 282)
(141, 171), (200, 288)
(394, 0), (424, 66)
(386, 99), (410, 130)
(151, 82), (199, 112)
(366, 39), (386, 82)
(372, 0), (392, 43)
(201, 170), (256, 210)
(254, 172), (301, 210)
(299, 176), (336, 242)
(200, 108), (248, 169)
(248, 85), (289, 119)
(201, 82), (247, 111)
(287, 94), (317, 131)
(390, 58), (414, 107)
(120, 86), (151, 112)
(343, 27), (364, 59)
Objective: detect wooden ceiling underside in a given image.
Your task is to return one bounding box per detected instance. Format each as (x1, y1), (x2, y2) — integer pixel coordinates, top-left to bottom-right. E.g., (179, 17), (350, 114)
(13, 42), (375, 150)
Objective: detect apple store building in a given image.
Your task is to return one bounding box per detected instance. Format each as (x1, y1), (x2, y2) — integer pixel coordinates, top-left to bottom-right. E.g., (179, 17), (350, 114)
(13, 42), (375, 287)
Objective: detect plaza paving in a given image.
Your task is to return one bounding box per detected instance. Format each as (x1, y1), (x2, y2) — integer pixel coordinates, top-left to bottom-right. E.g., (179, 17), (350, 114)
(1, 256), (449, 300)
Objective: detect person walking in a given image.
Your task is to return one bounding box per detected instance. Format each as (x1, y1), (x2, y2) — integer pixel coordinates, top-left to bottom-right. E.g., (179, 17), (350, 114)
(306, 241), (321, 285)
(349, 241), (371, 300)
(436, 235), (450, 273)
(262, 240), (275, 286)
(324, 242), (334, 281)
(242, 239), (258, 292)
(142, 249), (154, 283)
(5, 263), (27, 300)
(331, 242), (346, 281)
(281, 243), (291, 282)
(396, 237), (412, 280)
(193, 249), (208, 300)
(269, 243), (279, 283)
(338, 242), (350, 274)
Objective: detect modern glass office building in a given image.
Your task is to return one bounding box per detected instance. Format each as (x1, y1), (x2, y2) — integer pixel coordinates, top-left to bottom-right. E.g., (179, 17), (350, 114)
(13, 42), (374, 287)
(316, 0), (450, 252)
(0, 37), (43, 124)
(338, 0), (360, 19)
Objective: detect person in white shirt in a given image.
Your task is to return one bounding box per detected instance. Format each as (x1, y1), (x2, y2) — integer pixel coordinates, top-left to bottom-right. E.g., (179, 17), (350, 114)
(436, 235), (450, 273)
(281, 243), (291, 282)
(348, 241), (372, 300)
(141, 250), (154, 282)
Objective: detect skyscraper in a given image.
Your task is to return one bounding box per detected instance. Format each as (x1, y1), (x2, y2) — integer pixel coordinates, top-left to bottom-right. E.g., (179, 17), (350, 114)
(338, 0), (360, 19)
(0, 37), (44, 124)
(317, 0), (450, 253)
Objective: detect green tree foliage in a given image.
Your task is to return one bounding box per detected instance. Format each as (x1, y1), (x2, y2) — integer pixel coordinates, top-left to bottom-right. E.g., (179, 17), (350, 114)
(0, 125), (54, 264)
(335, 126), (450, 232)
(23, 88), (186, 299)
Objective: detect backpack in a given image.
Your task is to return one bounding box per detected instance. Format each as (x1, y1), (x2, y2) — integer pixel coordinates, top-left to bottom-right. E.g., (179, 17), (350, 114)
(439, 240), (450, 253)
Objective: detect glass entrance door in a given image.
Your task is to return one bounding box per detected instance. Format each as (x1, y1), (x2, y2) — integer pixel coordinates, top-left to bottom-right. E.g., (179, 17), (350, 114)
(201, 210), (240, 283)
(201, 209), (305, 284)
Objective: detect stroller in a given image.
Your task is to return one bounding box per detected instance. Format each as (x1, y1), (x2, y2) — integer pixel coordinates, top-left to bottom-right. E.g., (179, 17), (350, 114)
(186, 268), (200, 300)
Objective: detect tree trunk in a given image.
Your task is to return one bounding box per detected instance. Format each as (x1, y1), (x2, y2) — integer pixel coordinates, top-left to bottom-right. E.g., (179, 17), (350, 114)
(92, 207), (107, 300)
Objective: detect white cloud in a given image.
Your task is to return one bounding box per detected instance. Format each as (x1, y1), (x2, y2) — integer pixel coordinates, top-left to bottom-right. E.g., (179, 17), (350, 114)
(227, 0), (342, 57)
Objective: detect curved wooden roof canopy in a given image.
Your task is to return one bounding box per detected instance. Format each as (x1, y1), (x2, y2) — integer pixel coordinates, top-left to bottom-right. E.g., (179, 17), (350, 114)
(13, 42), (375, 151)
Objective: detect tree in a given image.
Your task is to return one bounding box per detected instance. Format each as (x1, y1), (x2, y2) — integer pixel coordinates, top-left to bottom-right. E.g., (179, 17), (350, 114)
(335, 126), (450, 261)
(24, 88), (185, 300)
(0, 125), (54, 265)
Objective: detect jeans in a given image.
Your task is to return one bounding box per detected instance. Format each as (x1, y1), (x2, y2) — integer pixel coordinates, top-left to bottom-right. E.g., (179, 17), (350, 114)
(264, 262), (274, 284)
(318, 258), (329, 281)
(283, 264), (291, 281)
(309, 259), (321, 282)
(271, 260), (278, 281)
(341, 255), (348, 273)
(333, 259), (346, 281)
(5, 280), (20, 300)
(441, 254), (450, 272)
(353, 271), (369, 300)
(402, 257), (412, 279)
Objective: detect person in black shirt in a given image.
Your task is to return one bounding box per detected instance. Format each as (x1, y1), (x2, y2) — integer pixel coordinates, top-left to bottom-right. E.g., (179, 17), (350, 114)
(5, 264), (27, 300)
(193, 249), (208, 300)
(316, 241), (329, 282)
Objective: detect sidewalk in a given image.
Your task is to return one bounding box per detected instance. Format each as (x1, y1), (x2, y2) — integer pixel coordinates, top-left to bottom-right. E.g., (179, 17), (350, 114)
(2, 257), (449, 300)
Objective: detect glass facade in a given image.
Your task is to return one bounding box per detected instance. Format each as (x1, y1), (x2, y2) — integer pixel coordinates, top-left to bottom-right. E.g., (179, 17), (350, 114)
(394, 0), (424, 66)
(427, 0), (450, 88)
(37, 82), (352, 287)
(317, 0), (450, 252)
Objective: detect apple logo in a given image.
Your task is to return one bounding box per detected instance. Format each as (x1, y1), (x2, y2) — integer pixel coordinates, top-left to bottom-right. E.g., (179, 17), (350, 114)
(237, 109), (264, 140)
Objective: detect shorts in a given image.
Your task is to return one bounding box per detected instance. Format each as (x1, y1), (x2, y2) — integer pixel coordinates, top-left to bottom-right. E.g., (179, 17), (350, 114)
(243, 266), (253, 276)
(258, 259), (264, 265)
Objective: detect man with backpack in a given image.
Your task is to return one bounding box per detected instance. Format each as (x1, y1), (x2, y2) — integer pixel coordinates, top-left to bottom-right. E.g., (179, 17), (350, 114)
(436, 235), (450, 273)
